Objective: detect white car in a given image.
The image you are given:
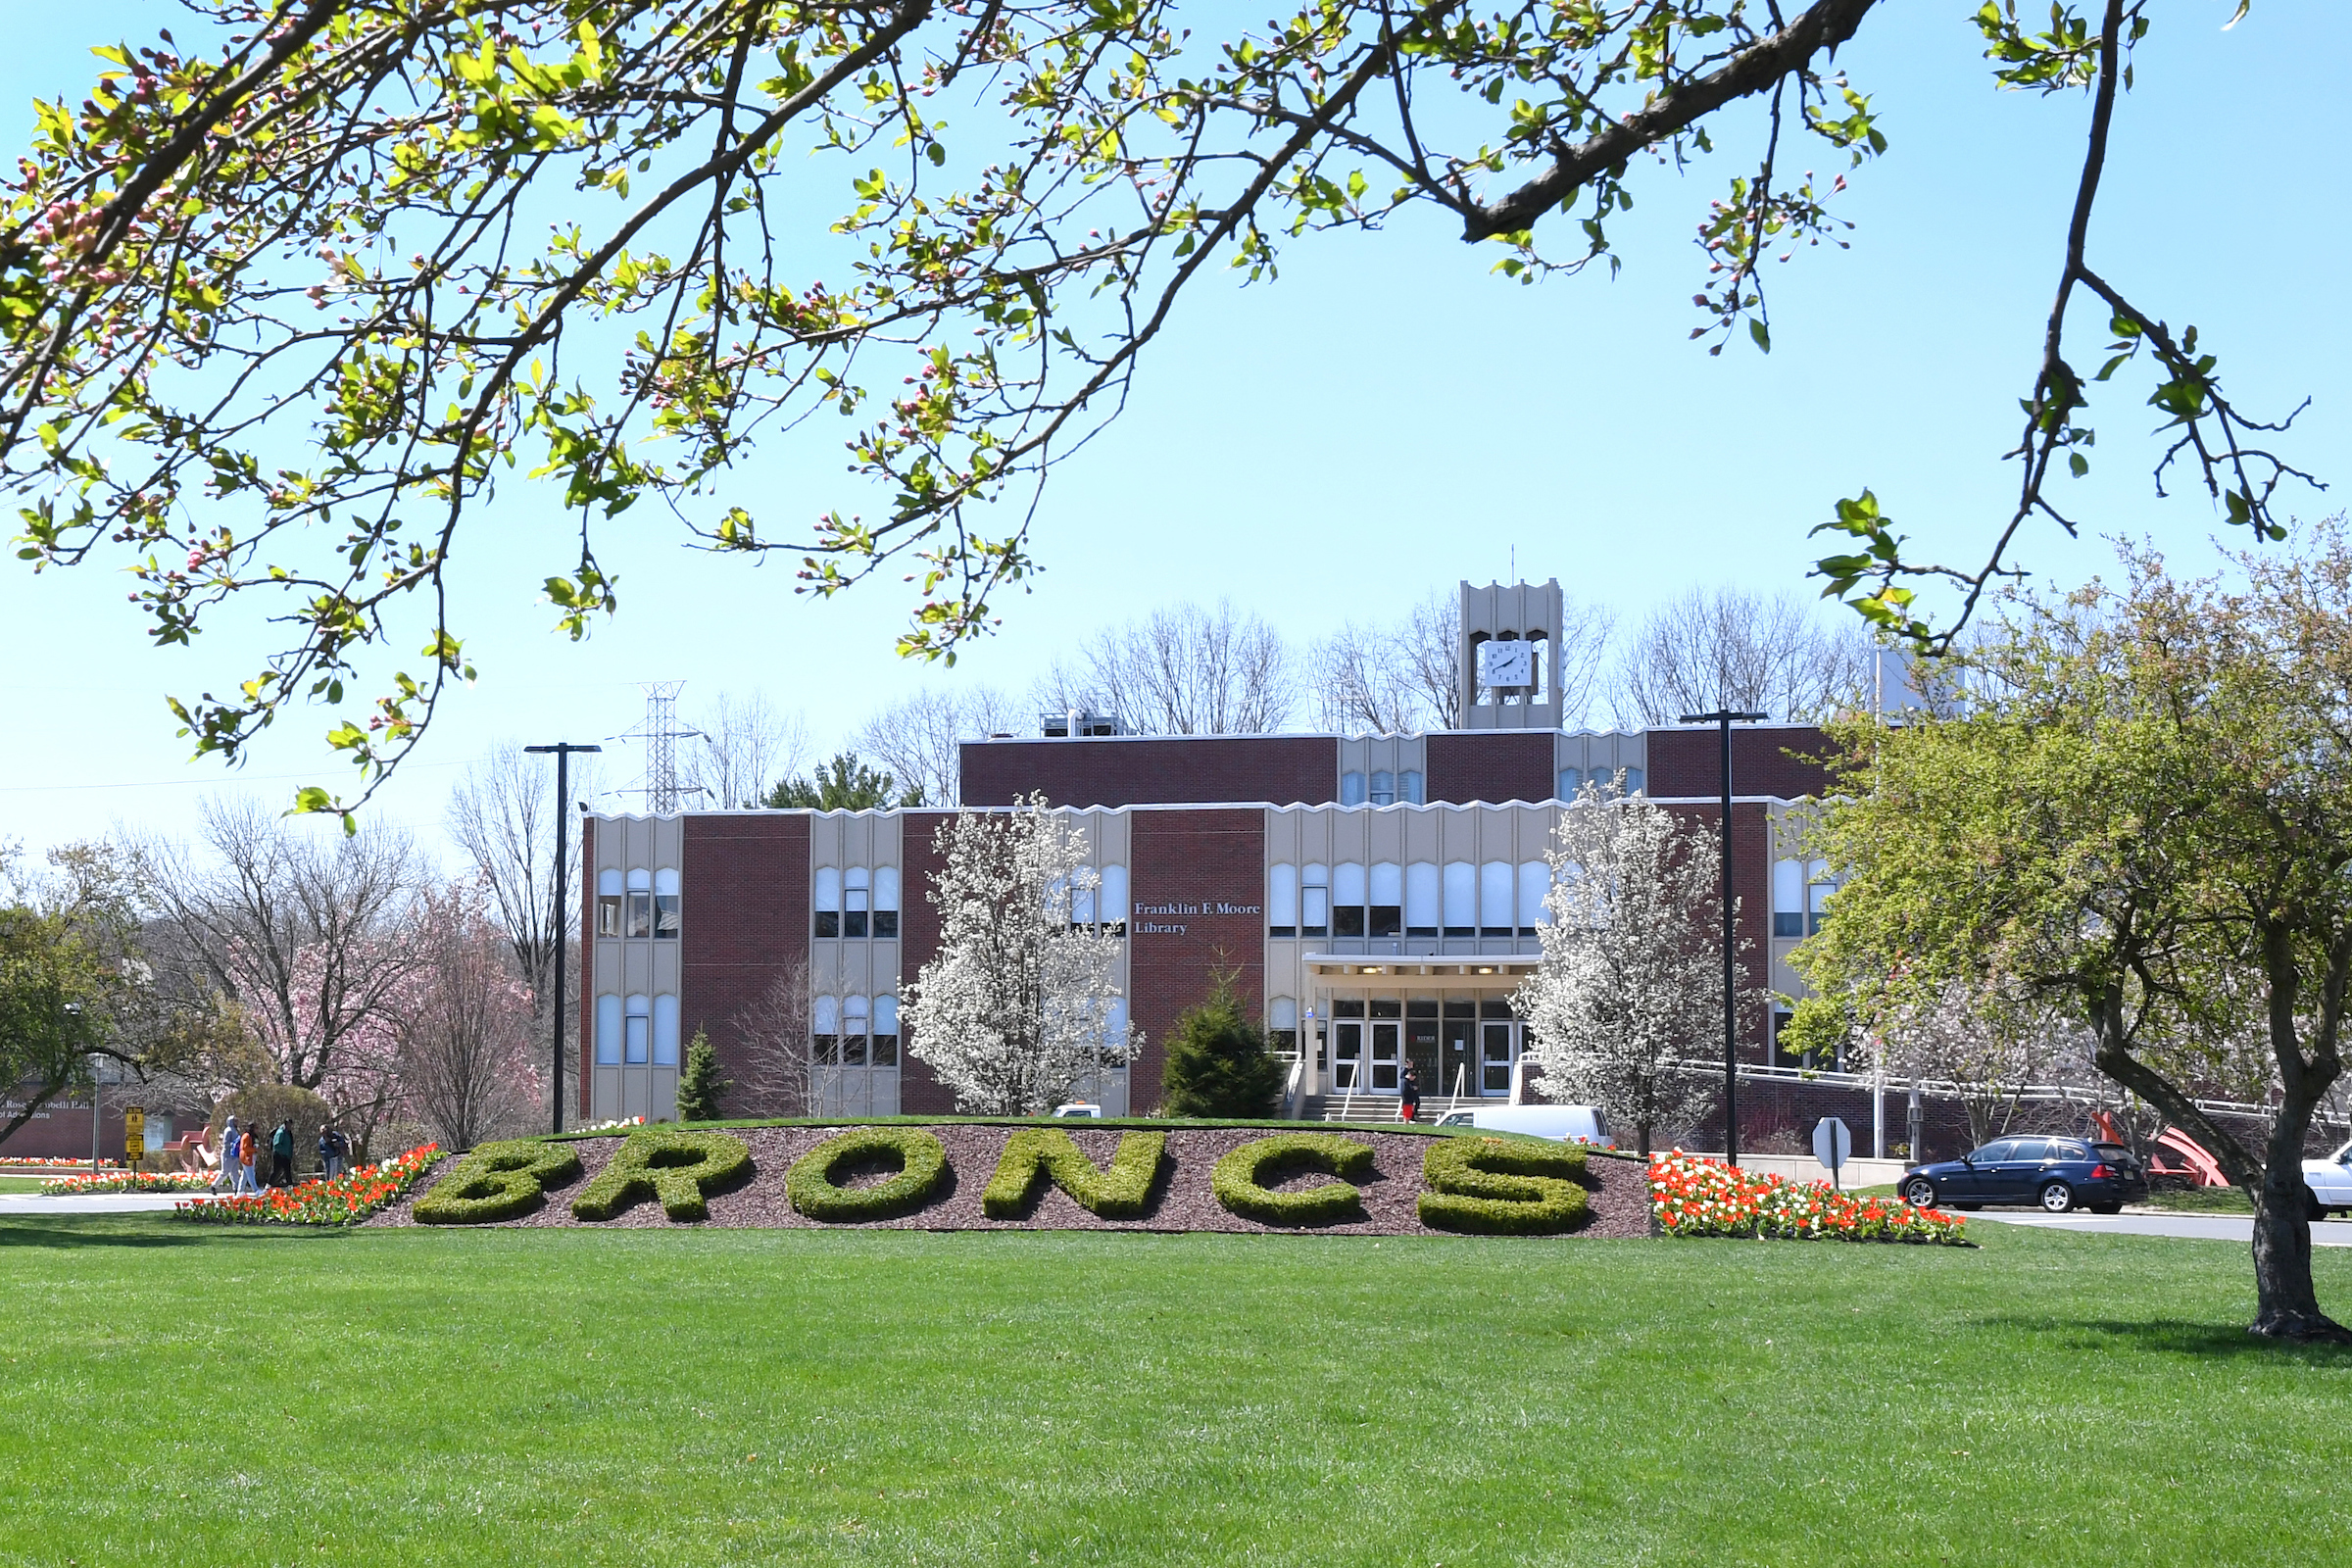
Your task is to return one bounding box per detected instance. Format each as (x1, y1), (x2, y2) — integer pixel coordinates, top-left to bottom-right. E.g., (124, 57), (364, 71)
(1433, 1104), (1614, 1147)
(1052, 1102), (1104, 1119)
(2305, 1138), (2352, 1217)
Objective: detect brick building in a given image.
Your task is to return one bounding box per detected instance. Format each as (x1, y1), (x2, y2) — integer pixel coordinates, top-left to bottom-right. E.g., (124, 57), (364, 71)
(578, 581), (1849, 1130)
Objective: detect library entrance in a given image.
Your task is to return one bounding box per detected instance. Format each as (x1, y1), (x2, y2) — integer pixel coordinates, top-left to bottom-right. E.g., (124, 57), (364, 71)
(1304, 956), (1542, 1102)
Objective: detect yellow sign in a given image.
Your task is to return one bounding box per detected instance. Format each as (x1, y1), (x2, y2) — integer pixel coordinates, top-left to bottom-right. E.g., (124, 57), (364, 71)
(123, 1106), (145, 1160)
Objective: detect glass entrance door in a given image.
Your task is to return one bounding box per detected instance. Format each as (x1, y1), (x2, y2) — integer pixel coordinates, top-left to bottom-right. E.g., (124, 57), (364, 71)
(1370, 1022), (1401, 1092)
(1332, 1020), (1365, 1092)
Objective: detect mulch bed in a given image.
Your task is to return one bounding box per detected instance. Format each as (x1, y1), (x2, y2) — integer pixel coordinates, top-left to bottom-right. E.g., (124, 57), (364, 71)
(366, 1125), (1652, 1239)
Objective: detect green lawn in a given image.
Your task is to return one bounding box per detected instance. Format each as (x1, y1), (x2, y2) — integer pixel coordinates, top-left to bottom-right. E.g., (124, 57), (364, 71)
(4, 1218), (2347, 1566)
(0, 1176), (50, 1195)
(2148, 1185), (2258, 1215)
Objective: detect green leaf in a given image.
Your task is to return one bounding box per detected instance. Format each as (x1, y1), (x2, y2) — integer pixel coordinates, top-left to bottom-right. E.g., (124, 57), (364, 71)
(1749, 318), (1771, 354)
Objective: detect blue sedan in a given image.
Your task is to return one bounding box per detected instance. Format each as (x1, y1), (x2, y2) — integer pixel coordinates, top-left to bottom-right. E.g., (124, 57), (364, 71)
(1900, 1137), (2150, 1215)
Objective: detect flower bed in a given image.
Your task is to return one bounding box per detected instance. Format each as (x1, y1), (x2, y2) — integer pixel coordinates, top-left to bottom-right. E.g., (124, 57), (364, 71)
(174, 1145), (443, 1227)
(0, 1155), (122, 1170)
(1649, 1151), (1969, 1245)
(39, 1169), (212, 1196)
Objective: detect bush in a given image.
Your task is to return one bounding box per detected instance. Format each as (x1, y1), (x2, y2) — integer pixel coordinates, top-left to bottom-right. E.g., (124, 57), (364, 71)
(1211, 1133), (1373, 1226)
(413, 1139), (585, 1225)
(982, 1128), (1166, 1219)
(1158, 971), (1285, 1118)
(675, 1028), (730, 1123)
(208, 1085), (338, 1178)
(569, 1129), (754, 1222)
(1418, 1137), (1591, 1235)
(786, 1128), (950, 1222)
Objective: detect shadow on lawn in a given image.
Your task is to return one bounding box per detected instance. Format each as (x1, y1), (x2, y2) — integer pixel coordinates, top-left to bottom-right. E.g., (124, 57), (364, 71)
(1996, 1313), (2352, 1363)
(0, 1216), (342, 1250)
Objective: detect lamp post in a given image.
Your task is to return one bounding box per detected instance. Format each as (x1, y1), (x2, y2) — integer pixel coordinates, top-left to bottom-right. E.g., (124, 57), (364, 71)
(1679, 709), (1767, 1167)
(524, 742), (602, 1134)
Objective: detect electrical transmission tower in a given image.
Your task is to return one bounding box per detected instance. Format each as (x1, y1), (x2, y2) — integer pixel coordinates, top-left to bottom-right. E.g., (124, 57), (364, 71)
(619, 680), (694, 813)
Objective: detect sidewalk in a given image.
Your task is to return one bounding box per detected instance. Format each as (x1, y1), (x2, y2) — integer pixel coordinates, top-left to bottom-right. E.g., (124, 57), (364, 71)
(1971, 1209), (2352, 1247)
(0, 1193), (191, 1215)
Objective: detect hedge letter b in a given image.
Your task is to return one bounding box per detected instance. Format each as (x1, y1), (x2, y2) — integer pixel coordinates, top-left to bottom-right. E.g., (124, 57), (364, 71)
(414, 1139), (584, 1226)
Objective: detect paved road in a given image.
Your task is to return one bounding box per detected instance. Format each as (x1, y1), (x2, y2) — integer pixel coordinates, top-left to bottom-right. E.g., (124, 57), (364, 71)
(1971, 1209), (2352, 1247)
(0, 1194), (189, 1215)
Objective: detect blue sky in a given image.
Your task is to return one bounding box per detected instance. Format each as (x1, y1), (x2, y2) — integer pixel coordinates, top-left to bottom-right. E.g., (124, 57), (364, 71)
(1, 1), (2344, 864)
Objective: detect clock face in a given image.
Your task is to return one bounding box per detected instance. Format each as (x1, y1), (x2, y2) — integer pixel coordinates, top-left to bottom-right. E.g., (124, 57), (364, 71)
(1481, 640), (1534, 688)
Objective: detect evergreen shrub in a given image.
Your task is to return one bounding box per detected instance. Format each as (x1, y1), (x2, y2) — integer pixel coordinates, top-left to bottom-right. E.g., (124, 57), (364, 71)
(786, 1128), (950, 1222)
(1417, 1137), (1590, 1235)
(982, 1128), (1166, 1219)
(674, 1028), (730, 1122)
(414, 1139), (584, 1225)
(569, 1129), (754, 1222)
(1211, 1133), (1373, 1226)
(1158, 972), (1285, 1118)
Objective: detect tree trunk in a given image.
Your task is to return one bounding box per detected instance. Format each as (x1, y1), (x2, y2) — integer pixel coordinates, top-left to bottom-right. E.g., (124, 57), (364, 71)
(2249, 1088), (2349, 1342)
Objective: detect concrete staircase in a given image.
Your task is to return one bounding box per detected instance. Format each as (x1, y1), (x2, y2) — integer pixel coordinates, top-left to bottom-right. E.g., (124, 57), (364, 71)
(1315, 1094), (1481, 1125)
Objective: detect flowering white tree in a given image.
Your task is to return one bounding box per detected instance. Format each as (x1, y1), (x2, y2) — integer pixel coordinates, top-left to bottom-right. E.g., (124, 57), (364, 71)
(1516, 788), (1740, 1156)
(905, 796), (1135, 1114)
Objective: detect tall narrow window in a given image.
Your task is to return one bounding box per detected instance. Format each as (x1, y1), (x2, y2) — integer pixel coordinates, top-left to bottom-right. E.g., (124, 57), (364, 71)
(842, 995), (870, 1067)
(1442, 861), (1476, 937)
(873, 867), (901, 939)
(624, 994), (651, 1064)
(813, 867), (842, 939)
(1334, 861), (1368, 939)
(1301, 863), (1331, 939)
(812, 995), (839, 1065)
(596, 994), (621, 1065)
(1773, 858), (1805, 938)
(653, 994), (680, 1067)
(654, 867), (681, 939)
(1479, 861), (1515, 937)
(1268, 996), (1298, 1054)
(844, 866), (870, 939)
(597, 869), (622, 938)
(1071, 869), (1098, 926)
(1557, 767), (1582, 802)
(1808, 859), (1836, 936)
(872, 995), (900, 1067)
(625, 868), (652, 939)
(1368, 861), (1402, 939)
(1623, 766), (1645, 796)
(1400, 770), (1425, 806)
(1267, 864), (1299, 938)
(1404, 862), (1440, 937)
(1517, 861), (1550, 932)
(1100, 865), (1130, 936)
(1340, 771), (1367, 807)
(1369, 770), (1396, 807)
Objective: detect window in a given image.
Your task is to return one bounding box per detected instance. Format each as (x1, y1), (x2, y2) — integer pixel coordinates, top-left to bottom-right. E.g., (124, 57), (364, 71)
(1369, 861), (1402, 939)
(1068, 869), (1097, 926)
(842, 995), (869, 1066)
(813, 867), (842, 938)
(1442, 861), (1476, 937)
(624, 994), (651, 1064)
(1773, 858), (1805, 939)
(1404, 862), (1440, 937)
(1558, 766), (1582, 802)
(625, 868), (652, 939)
(812, 995), (839, 1063)
(1517, 861), (1550, 932)
(872, 995), (901, 1067)
(1301, 863), (1330, 939)
(597, 869), (622, 937)
(1100, 865), (1129, 935)
(1369, 770), (1396, 807)
(874, 867), (901, 939)
(1268, 996), (1298, 1054)
(1334, 862), (1367, 938)
(844, 867), (870, 939)
(1267, 864), (1298, 937)
(1807, 860), (1836, 935)
(653, 994), (680, 1067)
(1623, 766), (1645, 796)
(1479, 861), (1515, 936)
(654, 867), (681, 939)
(595, 994), (621, 1065)
(1400, 770), (1425, 805)
(1340, 771), (1367, 807)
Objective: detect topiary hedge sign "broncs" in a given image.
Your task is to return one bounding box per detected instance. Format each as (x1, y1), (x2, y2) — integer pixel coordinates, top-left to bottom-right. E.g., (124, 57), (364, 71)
(408, 1125), (1598, 1235)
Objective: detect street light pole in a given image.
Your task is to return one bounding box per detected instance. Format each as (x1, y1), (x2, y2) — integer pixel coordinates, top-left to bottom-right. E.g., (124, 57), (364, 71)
(1679, 709), (1767, 1168)
(525, 742), (602, 1135)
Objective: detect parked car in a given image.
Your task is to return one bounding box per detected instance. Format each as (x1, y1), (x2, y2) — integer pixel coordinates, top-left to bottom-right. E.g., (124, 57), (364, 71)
(1432, 1104), (1614, 1147)
(1051, 1102), (1104, 1119)
(1899, 1136), (2148, 1214)
(2306, 1138), (2352, 1217)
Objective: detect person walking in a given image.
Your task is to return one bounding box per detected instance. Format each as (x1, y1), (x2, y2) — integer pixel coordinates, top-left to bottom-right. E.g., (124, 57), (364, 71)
(269, 1120), (294, 1187)
(318, 1124), (340, 1182)
(235, 1123), (258, 1194)
(1398, 1061), (1423, 1123)
(210, 1116), (239, 1194)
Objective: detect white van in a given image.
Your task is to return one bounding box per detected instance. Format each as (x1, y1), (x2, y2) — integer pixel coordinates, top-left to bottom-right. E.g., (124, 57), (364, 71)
(1434, 1104), (1614, 1147)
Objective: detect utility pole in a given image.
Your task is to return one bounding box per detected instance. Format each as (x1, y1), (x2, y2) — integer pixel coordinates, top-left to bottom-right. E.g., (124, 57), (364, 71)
(524, 742), (602, 1134)
(1679, 709), (1767, 1167)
